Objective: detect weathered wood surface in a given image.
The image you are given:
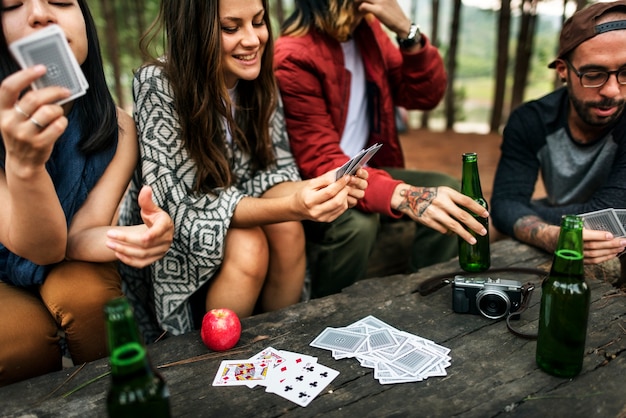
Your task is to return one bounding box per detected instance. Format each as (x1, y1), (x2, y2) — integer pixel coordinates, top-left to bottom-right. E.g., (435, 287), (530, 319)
(2, 239), (625, 418)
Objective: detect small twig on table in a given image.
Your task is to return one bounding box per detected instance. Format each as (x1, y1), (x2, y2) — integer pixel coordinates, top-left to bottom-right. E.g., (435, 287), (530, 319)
(37, 363), (87, 404)
(56, 331), (291, 398)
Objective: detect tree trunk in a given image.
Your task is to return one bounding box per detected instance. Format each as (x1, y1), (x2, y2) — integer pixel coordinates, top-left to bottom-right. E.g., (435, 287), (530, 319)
(274, 0), (285, 24)
(510, 0), (538, 112)
(98, 0), (124, 108)
(445, 0), (462, 130)
(420, 0), (440, 129)
(489, 0), (511, 133)
(133, 0), (146, 43)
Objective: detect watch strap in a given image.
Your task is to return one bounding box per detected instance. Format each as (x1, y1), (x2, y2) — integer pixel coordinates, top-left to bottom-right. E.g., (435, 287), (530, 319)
(396, 23), (421, 49)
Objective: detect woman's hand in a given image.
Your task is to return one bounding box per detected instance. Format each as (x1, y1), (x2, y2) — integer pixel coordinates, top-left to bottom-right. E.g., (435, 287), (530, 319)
(0, 65), (70, 173)
(344, 167), (368, 208)
(106, 185), (174, 268)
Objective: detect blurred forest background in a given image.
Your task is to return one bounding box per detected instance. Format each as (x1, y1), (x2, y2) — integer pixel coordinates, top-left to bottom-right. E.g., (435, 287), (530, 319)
(85, 0), (597, 134)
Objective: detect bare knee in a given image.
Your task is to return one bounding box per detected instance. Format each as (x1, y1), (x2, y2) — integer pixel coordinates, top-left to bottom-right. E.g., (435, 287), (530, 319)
(223, 227), (269, 281)
(264, 221), (305, 251)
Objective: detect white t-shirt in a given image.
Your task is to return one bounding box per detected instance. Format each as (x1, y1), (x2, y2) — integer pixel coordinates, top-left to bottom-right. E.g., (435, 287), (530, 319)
(340, 39), (369, 158)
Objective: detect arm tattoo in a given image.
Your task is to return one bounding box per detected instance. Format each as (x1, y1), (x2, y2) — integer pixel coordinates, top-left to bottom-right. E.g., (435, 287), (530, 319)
(514, 215), (554, 251)
(396, 186), (437, 218)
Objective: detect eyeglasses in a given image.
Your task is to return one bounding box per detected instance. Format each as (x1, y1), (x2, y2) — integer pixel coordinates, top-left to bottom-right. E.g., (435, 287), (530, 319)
(564, 60), (626, 88)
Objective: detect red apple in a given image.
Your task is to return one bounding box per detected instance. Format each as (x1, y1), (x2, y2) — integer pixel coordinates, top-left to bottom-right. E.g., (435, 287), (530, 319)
(201, 308), (241, 351)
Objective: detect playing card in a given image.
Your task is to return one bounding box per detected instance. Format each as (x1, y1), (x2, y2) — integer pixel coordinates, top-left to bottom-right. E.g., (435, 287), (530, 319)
(614, 209), (626, 230)
(248, 346), (287, 368)
(310, 327), (368, 354)
(273, 361), (339, 407)
(347, 142), (382, 175)
(9, 24), (88, 105)
(310, 315), (451, 385)
(335, 143), (382, 180)
(579, 208), (626, 237)
(264, 350), (318, 392)
(212, 359), (273, 387)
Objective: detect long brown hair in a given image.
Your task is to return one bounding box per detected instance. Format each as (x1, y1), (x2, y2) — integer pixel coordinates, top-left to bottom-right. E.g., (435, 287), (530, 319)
(140, 0), (277, 193)
(281, 0), (356, 42)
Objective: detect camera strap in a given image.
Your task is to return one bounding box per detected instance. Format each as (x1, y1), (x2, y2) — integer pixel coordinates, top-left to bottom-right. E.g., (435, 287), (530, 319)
(412, 266), (546, 340)
(505, 282), (537, 340)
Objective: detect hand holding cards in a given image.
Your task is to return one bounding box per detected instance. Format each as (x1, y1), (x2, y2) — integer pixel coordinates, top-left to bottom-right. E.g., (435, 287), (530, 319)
(578, 208), (626, 237)
(336, 143), (382, 180)
(9, 24), (88, 105)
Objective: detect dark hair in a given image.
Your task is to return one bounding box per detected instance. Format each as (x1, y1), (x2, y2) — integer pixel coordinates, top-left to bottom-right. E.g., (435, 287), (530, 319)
(281, 0), (356, 42)
(0, 0), (118, 156)
(140, 0), (277, 193)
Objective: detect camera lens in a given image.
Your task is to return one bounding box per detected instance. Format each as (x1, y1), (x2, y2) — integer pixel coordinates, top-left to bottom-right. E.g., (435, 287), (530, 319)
(476, 290), (510, 319)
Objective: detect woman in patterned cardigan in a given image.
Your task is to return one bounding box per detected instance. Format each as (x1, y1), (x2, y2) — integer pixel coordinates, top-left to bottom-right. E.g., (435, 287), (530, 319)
(118, 0), (368, 340)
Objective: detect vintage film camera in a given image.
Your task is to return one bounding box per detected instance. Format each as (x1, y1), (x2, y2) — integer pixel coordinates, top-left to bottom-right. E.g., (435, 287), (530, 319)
(451, 276), (522, 320)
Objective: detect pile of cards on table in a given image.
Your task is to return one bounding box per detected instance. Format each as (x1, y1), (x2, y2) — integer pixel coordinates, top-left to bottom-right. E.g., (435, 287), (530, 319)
(212, 347), (339, 407)
(310, 315), (451, 384)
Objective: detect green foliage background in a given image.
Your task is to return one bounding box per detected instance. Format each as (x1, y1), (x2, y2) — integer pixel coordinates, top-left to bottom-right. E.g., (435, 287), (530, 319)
(85, 0), (562, 129)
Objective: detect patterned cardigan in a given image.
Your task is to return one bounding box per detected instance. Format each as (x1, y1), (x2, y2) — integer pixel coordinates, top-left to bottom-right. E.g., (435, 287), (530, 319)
(118, 65), (301, 341)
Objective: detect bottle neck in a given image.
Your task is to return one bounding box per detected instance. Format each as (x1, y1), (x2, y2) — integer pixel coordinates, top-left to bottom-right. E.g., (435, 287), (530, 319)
(110, 342), (154, 378)
(551, 215), (584, 277)
(461, 155), (484, 201)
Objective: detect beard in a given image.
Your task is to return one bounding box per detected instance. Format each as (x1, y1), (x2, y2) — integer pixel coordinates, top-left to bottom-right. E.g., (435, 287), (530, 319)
(567, 83), (626, 127)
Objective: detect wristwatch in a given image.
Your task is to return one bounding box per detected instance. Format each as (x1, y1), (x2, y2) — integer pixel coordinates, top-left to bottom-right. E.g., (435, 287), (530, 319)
(396, 23), (422, 49)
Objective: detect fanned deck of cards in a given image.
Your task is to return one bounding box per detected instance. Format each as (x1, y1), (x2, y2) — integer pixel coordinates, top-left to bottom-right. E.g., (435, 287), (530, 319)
(335, 143), (383, 180)
(9, 24), (88, 105)
(212, 347), (339, 407)
(310, 315), (451, 384)
(578, 208), (626, 237)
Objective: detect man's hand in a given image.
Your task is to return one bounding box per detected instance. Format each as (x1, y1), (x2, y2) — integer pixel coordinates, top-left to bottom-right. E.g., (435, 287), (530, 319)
(392, 184), (489, 244)
(582, 229), (626, 264)
(513, 215), (626, 264)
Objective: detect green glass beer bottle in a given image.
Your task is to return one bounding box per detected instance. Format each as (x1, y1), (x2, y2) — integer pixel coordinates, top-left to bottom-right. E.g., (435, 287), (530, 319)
(458, 152), (490, 272)
(105, 297), (171, 417)
(536, 215), (590, 378)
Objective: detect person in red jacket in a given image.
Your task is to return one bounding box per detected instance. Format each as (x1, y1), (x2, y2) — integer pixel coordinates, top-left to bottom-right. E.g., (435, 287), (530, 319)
(275, 0), (489, 298)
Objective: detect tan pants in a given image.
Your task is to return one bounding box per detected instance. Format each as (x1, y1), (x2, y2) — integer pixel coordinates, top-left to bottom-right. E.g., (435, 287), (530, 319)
(0, 261), (122, 387)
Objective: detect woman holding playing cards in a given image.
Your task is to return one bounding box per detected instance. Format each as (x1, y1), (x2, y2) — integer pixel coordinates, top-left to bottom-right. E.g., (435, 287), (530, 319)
(118, 0), (368, 341)
(0, 0), (174, 386)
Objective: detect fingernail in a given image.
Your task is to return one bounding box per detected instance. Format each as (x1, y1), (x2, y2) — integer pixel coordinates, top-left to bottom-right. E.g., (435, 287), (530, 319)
(620, 240), (626, 246)
(469, 237), (477, 245)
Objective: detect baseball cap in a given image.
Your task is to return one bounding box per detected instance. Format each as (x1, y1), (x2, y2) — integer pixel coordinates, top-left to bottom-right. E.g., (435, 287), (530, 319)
(549, 0), (626, 68)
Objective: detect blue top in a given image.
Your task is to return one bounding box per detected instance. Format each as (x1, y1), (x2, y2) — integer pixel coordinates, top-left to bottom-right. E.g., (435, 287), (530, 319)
(0, 109), (117, 286)
(492, 87), (626, 237)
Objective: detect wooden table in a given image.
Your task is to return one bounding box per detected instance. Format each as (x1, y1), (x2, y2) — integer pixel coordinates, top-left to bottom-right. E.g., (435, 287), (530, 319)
(2, 239), (625, 417)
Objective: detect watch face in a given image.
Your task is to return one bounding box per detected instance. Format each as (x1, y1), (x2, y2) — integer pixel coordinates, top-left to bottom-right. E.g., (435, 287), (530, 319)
(398, 24), (421, 49)
(408, 24), (420, 40)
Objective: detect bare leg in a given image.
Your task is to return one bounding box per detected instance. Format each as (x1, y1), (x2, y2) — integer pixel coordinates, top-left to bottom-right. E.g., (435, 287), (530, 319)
(205, 227), (269, 318)
(260, 221), (306, 311)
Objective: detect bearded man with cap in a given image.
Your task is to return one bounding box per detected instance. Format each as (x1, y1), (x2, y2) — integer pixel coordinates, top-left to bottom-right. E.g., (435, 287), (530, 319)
(491, 0), (626, 267)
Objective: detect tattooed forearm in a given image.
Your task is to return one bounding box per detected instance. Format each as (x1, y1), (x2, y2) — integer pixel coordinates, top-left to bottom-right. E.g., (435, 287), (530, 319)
(396, 186), (437, 218)
(514, 215), (556, 252)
